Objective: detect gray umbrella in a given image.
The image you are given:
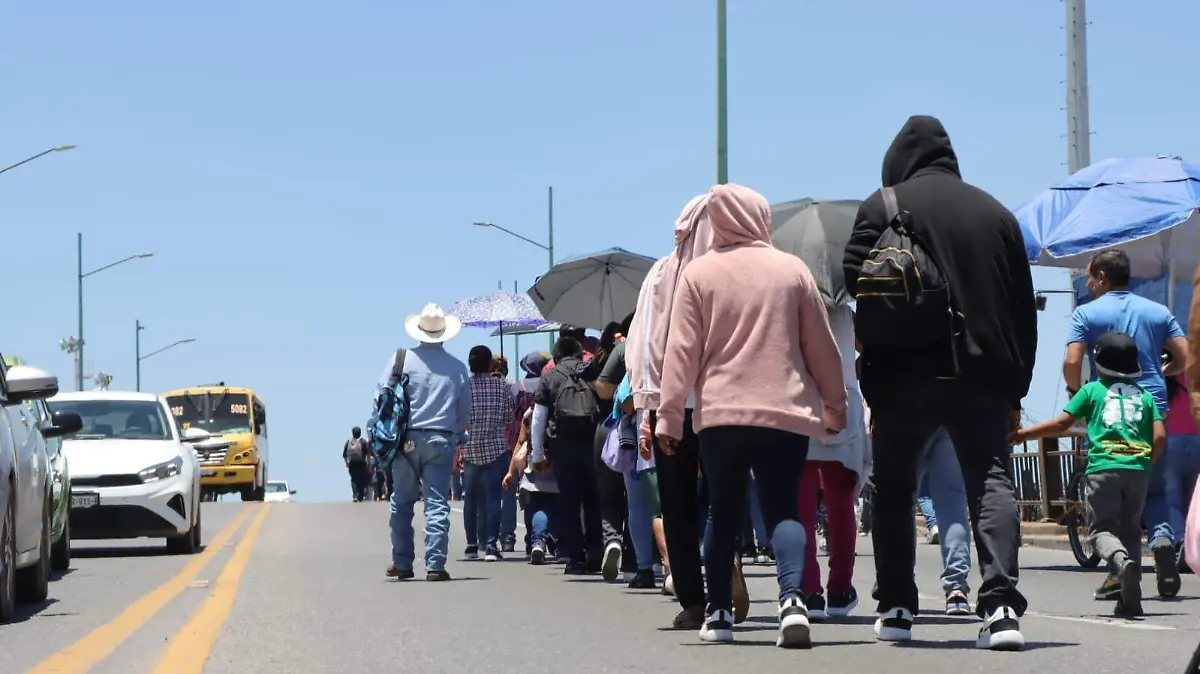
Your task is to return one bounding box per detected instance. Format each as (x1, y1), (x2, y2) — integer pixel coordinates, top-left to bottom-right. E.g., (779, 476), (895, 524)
(770, 198), (862, 310)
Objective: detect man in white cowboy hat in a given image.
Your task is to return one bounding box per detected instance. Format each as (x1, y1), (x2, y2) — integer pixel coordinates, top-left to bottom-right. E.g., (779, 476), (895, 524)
(378, 302), (472, 582)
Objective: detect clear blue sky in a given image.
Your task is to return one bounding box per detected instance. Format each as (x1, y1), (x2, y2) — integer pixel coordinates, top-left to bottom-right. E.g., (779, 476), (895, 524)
(3, 1), (1198, 502)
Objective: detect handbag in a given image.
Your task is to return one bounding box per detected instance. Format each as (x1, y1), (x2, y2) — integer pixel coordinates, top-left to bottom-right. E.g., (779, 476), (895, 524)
(1185, 476), (1200, 573)
(600, 415), (637, 473)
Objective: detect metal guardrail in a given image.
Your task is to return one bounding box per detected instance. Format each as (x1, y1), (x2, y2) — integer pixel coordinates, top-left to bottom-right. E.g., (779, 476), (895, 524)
(1010, 430), (1086, 522)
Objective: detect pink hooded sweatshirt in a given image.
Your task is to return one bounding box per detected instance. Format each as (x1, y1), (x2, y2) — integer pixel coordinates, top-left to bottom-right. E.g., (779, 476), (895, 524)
(655, 183), (848, 441)
(627, 194), (715, 413)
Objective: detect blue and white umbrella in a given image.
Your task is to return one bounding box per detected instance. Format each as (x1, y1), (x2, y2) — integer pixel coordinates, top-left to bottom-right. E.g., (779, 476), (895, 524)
(449, 290), (545, 329)
(1015, 155), (1200, 288)
(527, 247), (657, 330)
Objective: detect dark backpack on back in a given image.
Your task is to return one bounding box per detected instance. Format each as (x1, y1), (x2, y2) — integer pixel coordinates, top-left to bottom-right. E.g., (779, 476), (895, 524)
(368, 349), (411, 466)
(854, 186), (960, 371)
(550, 361), (599, 442)
(345, 437), (367, 463)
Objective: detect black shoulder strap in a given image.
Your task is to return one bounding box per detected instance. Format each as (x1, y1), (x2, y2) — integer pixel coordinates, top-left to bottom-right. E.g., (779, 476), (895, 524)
(390, 348), (407, 385)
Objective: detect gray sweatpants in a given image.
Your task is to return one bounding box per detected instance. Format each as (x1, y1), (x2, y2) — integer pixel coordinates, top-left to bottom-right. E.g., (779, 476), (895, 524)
(1086, 469), (1149, 568)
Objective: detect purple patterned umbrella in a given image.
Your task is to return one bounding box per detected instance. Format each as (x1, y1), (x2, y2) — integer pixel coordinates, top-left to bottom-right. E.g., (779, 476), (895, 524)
(449, 291), (545, 329)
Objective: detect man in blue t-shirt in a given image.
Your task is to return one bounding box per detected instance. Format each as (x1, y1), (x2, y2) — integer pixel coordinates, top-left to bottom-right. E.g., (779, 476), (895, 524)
(1063, 248), (1188, 599)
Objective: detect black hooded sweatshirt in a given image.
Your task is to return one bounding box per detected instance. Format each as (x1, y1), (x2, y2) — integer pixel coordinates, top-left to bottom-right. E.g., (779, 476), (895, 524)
(843, 115), (1037, 408)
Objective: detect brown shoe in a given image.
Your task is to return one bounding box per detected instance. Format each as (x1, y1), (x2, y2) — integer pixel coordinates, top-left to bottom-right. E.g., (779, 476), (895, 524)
(386, 564), (414, 580)
(732, 562), (750, 624)
(673, 605), (705, 630)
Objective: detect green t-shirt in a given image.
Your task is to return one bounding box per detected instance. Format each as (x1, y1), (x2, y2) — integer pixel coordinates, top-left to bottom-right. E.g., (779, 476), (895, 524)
(1064, 378), (1161, 474)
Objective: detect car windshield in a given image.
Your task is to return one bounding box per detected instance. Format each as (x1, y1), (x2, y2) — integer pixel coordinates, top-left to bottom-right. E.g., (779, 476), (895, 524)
(265, 482), (287, 493)
(47, 399), (172, 441)
(165, 392), (253, 435)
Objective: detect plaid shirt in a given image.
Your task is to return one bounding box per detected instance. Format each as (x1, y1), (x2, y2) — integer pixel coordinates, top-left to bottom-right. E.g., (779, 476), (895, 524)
(462, 373), (516, 465)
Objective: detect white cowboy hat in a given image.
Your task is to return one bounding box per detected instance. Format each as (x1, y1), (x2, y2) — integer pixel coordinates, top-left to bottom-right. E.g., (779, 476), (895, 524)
(404, 303), (462, 344)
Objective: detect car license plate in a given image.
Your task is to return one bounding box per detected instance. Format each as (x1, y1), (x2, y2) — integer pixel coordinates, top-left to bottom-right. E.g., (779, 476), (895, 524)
(71, 493), (99, 509)
(201, 470), (216, 477)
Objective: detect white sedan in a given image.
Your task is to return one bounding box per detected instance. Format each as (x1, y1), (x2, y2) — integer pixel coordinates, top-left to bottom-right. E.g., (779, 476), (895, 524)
(264, 481), (295, 502)
(47, 391), (204, 554)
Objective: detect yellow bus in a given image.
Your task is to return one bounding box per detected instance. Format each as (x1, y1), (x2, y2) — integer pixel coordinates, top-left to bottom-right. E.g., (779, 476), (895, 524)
(162, 384), (270, 502)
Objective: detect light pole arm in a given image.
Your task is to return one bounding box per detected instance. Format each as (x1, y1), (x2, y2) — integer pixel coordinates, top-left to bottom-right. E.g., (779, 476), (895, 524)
(139, 339), (195, 362)
(82, 253), (153, 278)
(0, 149), (54, 176)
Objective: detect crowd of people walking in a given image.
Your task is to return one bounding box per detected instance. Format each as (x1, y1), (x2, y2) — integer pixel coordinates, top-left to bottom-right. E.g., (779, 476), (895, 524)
(363, 115), (1200, 655)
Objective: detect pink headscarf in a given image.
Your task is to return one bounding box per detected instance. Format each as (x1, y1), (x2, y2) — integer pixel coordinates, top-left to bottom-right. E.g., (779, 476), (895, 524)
(627, 192), (716, 411)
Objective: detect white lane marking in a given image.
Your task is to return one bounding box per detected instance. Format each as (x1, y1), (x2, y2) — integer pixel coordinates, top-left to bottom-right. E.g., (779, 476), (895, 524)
(916, 593), (1176, 631)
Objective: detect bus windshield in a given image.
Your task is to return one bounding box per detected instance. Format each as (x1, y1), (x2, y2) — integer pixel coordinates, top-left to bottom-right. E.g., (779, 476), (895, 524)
(166, 391), (253, 436)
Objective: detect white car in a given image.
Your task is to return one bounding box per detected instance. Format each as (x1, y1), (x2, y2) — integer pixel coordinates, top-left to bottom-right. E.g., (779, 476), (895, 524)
(0, 363), (81, 623)
(47, 391), (204, 554)
(264, 480), (295, 502)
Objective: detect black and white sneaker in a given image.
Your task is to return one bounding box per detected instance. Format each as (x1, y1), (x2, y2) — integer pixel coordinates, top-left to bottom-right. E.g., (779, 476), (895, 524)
(804, 593), (827, 623)
(874, 607), (913, 642)
(463, 545), (479, 560)
(777, 595), (812, 649)
(976, 606), (1024, 651)
(601, 541), (622, 582)
(945, 589), (971, 616)
(827, 587), (859, 618)
(530, 540), (547, 566)
(699, 609), (735, 643)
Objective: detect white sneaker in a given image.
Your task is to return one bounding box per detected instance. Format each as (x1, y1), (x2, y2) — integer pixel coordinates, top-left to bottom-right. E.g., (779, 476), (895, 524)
(699, 609), (735, 643)
(926, 525), (940, 545)
(663, 573), (675, 597)
(777, 595), (812, 649)
(976, 606), (1024, 651)
(874, 607), (913, 642)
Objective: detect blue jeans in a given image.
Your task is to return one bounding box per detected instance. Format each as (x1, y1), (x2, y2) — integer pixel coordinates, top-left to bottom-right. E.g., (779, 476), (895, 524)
(916, 426), (972, 594)
(747, 473), (769, 546)
(521, 490), (558, 547)
(917, 477), (937, 530)
(463, 454), (508, 548)
(623, 469), (655, 570)
(1166, 434), (1200, 545)
(1145, 440), (1174, 545)
(501, 457), (519, 545)
(389, 431), (455, 572)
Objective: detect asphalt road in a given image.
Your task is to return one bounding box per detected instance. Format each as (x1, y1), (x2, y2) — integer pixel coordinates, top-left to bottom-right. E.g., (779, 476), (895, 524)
(3, 501), (1198, 673)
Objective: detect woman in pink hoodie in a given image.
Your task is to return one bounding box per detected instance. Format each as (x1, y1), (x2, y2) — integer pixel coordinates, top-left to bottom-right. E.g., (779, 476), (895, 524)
(656, 183), (848, 649)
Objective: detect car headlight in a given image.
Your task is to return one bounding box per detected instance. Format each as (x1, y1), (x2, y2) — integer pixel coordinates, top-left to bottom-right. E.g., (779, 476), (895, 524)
(139, 456), (184, 483)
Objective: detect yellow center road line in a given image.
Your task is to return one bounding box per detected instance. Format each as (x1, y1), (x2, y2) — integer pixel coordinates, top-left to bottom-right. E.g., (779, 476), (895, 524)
(151, 504), (272, 674)
(28, 507), (254, 674)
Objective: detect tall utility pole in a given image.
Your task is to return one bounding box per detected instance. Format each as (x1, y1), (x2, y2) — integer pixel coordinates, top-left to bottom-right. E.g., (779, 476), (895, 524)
(135, 320), (145, 391)
(77, 234), (84, 390)
(1066, 0), (1091, 174)
(547, 186), (555, 349)
(716, 0), (729, 185)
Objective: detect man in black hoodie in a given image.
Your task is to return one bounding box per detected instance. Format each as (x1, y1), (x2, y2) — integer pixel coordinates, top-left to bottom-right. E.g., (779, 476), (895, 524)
(843, 116), (1037, 651)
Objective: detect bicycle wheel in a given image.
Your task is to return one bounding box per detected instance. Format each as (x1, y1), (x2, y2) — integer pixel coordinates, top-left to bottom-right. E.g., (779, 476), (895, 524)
(1065, 472), (1102, 568)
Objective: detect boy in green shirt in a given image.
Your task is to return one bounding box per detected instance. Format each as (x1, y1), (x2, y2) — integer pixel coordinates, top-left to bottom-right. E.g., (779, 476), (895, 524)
(1011, 331), (1165, 618)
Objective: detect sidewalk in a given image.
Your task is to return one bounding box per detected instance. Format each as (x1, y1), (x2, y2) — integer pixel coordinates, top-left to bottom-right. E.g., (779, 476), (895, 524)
(916, 515), (1071, 552)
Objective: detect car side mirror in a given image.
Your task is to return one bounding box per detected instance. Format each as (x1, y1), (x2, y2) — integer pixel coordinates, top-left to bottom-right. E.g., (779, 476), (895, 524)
(289, 490), (297, 495)
(5, 365), (60, 405)
(43, 411), (83, 438)
(182, 427), (212, 443)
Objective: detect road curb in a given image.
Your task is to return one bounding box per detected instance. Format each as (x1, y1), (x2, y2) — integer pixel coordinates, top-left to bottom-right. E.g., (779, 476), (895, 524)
(915, 517), (1071, 552)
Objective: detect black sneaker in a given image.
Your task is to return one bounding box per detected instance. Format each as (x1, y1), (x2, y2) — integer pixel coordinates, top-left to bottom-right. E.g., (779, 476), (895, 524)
(628, 569), (657, 589)
(530, 540), (547, 566)
(601, 541), (622, 581)
(463, 545), (479, 561)
(827, 587), (859, 618)
(945, 589), (971, 616)
(1152, 538), (1182, 598)
(484, 544), (503, 562)
(1116, 558), (1144, 618)
(804, 593), (827, 623)
(699, 609), (735, 643)
(874, 607), (913, 642)
(426, 569), (451, 582)
(755, 546), (771, 564)
(564, 562), (589, 575)
(976, 606), (1024, 650)
(501, 539), (516, 553)
(777, 595), (812, 649)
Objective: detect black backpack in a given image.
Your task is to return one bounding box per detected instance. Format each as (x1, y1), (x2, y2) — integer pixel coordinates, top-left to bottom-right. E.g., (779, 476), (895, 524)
(854, 186), (960, 370)
(550, 361), (600, 441)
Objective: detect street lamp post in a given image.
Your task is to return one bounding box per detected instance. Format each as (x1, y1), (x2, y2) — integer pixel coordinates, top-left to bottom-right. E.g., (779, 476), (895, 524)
(0, 145), (76, 177)
(716, 0), (728, 185)
(76, 234), (154, 390)
(473, 186), (557, 346)
(135, 321), (195, 391)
